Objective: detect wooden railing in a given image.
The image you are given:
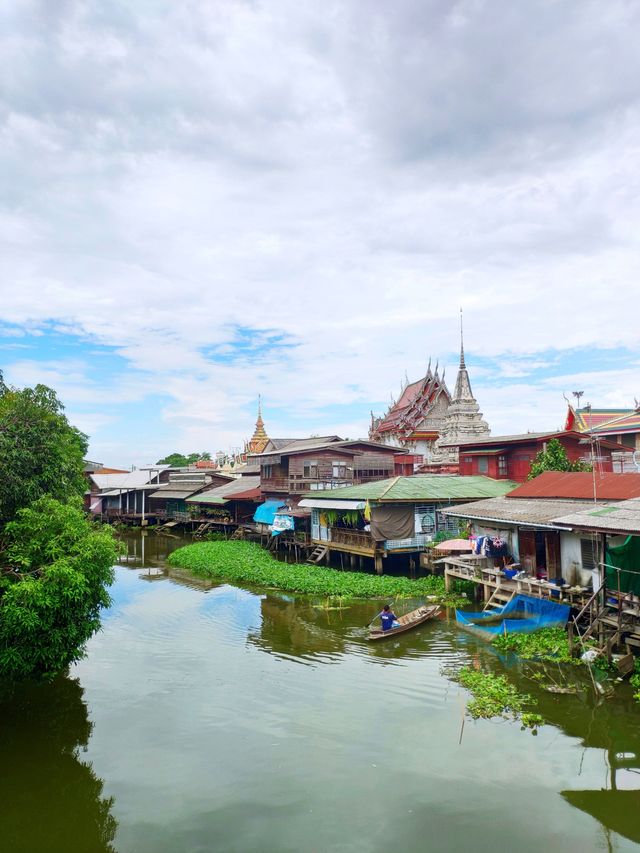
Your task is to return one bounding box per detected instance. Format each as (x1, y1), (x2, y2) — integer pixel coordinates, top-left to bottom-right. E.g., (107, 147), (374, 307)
(329, 529), (376, 552)
(262, 477), (358, 493)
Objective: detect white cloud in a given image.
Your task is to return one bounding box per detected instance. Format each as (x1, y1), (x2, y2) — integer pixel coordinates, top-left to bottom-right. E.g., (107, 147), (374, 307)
(1, 0), (639, 463)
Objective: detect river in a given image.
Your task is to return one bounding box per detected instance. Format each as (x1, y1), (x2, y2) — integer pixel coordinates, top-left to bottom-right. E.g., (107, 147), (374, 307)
(1, 530), (639, 853)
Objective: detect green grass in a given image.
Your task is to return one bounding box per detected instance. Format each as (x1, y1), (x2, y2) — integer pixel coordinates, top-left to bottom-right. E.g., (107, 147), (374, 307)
(168, 540), (463, 602)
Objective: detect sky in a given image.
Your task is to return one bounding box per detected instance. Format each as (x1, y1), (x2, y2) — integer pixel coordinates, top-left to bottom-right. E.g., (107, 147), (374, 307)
(1, 0), (639, 468)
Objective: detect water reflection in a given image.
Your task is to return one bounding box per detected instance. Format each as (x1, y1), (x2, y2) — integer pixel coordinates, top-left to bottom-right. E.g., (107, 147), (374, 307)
(0, 677), (117, 853)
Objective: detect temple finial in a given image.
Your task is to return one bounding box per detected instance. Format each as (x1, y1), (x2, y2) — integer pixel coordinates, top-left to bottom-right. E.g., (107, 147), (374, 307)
(427, 357), (432, 377)
(460, 307), (466, 368)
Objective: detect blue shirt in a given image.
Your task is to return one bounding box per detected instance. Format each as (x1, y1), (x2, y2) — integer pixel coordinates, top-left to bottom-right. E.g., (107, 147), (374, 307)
(380, 611), (397, 631)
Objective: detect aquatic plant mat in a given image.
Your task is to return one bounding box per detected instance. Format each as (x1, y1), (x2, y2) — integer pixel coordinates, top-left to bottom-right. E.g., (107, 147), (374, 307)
(168, 540), (466, 602)
(447, 667), (543, 730)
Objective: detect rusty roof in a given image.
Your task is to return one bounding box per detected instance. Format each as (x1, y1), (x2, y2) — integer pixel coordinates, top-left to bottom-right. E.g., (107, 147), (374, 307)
(508, 472), (640, 501)
(442, 496), (609, 528)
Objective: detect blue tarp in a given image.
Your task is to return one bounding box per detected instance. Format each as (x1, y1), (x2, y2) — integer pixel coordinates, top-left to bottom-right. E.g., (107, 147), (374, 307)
(456, 594), (570, 641)
(253, 500), (286, 524)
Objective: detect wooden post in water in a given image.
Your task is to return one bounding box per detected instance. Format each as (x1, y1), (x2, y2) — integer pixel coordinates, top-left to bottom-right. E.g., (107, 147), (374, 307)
(375, 554), (383, 575)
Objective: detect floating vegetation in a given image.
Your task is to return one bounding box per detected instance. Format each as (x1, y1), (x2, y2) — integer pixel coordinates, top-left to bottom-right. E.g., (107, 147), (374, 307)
(450, 666), (542, 730)
(168, 540), (465, 602)
(492, 628), (577, 663)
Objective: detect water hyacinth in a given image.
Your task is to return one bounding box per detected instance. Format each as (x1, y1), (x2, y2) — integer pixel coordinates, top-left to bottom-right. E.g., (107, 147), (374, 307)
(168, 540), (463, 601)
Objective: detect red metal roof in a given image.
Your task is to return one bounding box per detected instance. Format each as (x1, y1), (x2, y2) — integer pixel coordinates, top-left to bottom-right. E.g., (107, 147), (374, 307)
(508, 471), (640, 501)
(228, 487), (262, 501)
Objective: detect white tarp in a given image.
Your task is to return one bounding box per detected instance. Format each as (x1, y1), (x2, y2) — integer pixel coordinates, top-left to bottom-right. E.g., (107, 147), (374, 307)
(298, 499), (365, 510)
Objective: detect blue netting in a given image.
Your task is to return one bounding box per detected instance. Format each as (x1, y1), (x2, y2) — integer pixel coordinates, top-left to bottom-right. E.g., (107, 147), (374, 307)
(456, 594), (570, 641)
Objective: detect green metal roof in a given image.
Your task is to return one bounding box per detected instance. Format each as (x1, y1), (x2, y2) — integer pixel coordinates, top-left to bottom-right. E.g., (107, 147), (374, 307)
(304, 476), (518, 503)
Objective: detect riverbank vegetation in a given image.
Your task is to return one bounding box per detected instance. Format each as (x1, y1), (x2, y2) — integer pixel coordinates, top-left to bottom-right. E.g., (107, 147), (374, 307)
(0, 373), (118, 680)
(168, 540), (469, 602)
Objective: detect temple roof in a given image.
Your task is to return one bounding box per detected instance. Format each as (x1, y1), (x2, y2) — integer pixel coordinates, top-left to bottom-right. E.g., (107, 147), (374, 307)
(566, 405), (635, 432)
(372, 365), (450, 438)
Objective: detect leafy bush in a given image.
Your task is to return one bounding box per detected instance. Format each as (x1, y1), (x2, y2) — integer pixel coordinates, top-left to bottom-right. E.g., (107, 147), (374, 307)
(168, 540), (462, 601)
(631, 658), (640, 702)
(0, 498), (119, 679)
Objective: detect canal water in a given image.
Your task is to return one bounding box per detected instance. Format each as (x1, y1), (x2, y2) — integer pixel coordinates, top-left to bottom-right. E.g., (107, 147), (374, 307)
(2, 530), (639, 853)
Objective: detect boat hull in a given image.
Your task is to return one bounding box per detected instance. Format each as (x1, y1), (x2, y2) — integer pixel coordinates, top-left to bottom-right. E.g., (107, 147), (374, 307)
(368, 605), (441, 641)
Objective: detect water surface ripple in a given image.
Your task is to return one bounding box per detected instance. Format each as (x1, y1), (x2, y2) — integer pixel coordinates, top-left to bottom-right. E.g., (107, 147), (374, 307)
(2, 534), (639, 853)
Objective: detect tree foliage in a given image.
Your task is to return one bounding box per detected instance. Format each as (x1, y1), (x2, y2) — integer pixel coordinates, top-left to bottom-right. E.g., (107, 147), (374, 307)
(0, 371), (87, 522)
(156, 451), (211, 466)
(527, 438), (591, 480)
(0, 498), (118, 679)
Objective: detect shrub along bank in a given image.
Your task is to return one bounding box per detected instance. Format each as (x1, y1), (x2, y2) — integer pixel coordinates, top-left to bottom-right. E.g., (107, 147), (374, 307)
(168, 540), (467, 602)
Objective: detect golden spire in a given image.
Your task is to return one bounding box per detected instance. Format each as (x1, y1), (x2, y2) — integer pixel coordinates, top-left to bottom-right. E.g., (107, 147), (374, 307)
(247, 395), (269, 453)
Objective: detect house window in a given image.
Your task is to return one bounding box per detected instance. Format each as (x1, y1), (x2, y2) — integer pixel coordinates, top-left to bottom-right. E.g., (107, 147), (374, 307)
(498, 455), (508, 476)
(477, 457), (488, 474)
(303, 460), (319, 478)
(580, 538), (597, 571)
(332, 460), (347, 478)
(262, 464), (273, 479)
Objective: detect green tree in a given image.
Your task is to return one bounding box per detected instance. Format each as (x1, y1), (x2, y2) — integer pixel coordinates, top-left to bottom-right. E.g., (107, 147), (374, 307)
(156, 451), (211, 466)
(527, 437), (591, 480)
(0, 498), (118, 679)
(0, 371), (87, 522)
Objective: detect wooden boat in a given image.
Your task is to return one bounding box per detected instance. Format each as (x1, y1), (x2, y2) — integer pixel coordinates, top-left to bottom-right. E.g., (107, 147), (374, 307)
(368, 604), (441, 641)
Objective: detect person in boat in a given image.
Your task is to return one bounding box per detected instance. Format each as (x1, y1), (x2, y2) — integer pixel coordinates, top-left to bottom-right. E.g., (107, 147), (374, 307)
(379, 604), (400, 631)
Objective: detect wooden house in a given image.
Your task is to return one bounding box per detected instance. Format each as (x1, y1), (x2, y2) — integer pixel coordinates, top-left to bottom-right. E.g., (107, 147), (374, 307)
(148, 471), (234, 521)
(250, 437), (402, 502)
(299, 475), (516, 573)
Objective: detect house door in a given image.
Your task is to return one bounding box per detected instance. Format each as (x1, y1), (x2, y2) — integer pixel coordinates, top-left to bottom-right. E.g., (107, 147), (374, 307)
(545, 531), (561, 579)
(518, 530), (536, 572)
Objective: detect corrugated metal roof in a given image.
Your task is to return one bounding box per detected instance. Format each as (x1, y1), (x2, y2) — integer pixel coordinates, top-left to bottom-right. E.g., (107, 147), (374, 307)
(508, 472), (640, 501)
(149, 488), (204, 500)
(552, 498), (640, 535)
(250, 437), (400, 462)
(185, 476), (261, 504)
(443, 496), (609, 527)
(303, 476), (517, 502)
(91, 470), (160, 490)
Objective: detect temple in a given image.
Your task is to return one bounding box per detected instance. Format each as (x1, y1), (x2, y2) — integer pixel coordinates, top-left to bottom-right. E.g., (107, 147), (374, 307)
(425, 313), (491, 471)
(369, 361), (452, 460)
(370, 314), (490, 470)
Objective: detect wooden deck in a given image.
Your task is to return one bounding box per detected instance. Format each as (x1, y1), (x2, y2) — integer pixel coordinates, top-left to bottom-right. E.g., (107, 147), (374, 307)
(442, 556), (592, 607)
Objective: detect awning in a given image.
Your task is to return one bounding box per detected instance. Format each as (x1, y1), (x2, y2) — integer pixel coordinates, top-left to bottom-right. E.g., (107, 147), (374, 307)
(253, 500), (286, 524)
(298, 498), (365, 510)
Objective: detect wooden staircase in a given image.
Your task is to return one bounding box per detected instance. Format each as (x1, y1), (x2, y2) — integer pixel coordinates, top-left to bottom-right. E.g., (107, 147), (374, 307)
(483, 588), (515, 613)
(230, 527), (245, 541)
(306, 545), (328, 565)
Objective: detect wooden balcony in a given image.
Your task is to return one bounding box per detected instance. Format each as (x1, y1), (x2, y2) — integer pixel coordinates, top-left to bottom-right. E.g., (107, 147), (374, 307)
(261, 477), (358, 493)
(327, 528), (376, 555)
